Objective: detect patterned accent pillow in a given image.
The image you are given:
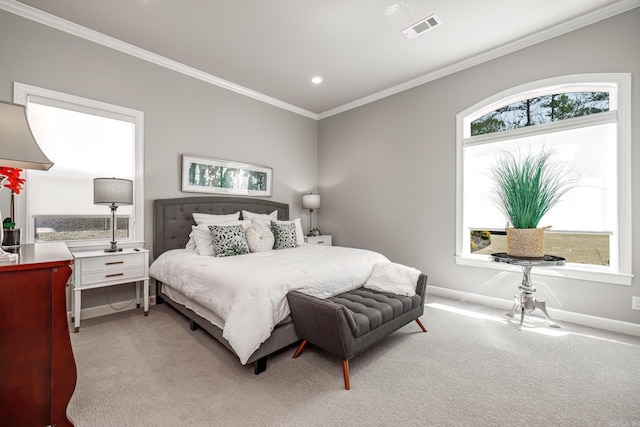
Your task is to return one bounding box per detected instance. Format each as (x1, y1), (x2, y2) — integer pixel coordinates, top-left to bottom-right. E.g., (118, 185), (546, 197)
(208, 224), (250, 257)
(191, 220), (251, 256)
(271, 218), (304, 246)
(270, 221), (297, 250)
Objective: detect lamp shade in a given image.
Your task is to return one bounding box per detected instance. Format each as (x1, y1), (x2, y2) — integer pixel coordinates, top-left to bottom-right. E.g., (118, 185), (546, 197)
(0, 100), (53, 170)
(302, 193), (321, 210)
(94, 178), (133, 206)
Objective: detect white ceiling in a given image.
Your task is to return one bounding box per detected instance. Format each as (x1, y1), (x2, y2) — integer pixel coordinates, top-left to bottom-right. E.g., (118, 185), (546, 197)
(5, 0), (639, 118)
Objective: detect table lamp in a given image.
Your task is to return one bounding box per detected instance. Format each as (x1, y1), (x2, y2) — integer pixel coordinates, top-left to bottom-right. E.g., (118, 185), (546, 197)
(302, 193), (321, 236)
(0, 100), (54, 263)
(94, 177), (133, 252)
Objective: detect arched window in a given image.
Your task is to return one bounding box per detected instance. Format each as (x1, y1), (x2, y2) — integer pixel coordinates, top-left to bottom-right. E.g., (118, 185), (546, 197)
(455, 74), (631, 285)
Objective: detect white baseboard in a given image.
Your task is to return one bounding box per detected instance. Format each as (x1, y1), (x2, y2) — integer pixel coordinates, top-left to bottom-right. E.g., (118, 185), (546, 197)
(72, 289), (640, 338)
(427, 286), (640, 337)
(67, 296), (157, 324)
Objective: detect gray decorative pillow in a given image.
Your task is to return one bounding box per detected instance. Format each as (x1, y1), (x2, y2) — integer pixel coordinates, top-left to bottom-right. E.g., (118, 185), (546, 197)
(270, 221), (297, 250)
(208, 224), (250, 257)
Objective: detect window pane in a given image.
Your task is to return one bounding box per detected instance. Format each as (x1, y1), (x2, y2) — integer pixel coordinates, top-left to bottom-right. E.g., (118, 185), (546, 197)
(470, 229), (610, 266)
(471, 91), (609, 136)
(464, 122), (616, 233)
(34, 216), (130, 242)
(25, 102), (135, 242)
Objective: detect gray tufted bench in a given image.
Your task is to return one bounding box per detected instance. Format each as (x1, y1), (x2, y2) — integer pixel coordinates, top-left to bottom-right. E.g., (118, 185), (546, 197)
(287, 274), (428, 389)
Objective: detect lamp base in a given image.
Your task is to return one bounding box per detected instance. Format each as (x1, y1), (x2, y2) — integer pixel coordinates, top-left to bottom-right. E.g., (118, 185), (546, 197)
(104, 242), (123, 252)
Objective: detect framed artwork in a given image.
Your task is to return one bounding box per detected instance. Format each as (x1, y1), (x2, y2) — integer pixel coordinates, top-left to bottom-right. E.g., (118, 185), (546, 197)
(181, 155), (273, 197)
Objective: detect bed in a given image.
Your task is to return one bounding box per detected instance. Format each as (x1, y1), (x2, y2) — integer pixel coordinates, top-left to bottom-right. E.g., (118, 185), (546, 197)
(150, 196), (389, 374)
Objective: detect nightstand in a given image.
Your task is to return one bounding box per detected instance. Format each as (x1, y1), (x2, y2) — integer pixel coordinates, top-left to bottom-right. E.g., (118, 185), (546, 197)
(304, 235), (332, 246)
(71, 248), (149, 332)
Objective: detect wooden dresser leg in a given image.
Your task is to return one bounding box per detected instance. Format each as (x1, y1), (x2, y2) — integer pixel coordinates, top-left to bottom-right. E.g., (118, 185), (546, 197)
(415, 318), (428, 332)
(292, 339), (308, 359)
(342, 359), (350, 390)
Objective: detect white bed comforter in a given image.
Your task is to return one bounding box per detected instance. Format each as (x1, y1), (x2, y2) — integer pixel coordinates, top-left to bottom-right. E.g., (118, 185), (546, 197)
(149, 244), (389, 364)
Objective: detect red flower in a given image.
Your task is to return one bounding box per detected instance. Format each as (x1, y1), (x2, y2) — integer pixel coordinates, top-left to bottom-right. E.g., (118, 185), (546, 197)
(0, 167), (25, 194)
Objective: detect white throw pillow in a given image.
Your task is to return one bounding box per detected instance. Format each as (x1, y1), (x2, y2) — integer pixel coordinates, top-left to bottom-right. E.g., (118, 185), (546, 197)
(242, 210), (278, 222)
(185, 238), (197, 251)
(245, 223), (275, 252)
(193, 212), (240, 225)
(272, 218), (304, 246)
(190, 220), (251, 256)
(363, 262), (421, 297)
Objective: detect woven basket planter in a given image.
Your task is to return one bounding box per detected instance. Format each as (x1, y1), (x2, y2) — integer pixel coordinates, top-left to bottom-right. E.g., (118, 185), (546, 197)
(506, 228), (545, 258)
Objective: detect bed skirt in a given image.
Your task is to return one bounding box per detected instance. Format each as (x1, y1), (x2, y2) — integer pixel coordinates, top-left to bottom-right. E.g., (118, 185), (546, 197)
(156, 281), (300, 374)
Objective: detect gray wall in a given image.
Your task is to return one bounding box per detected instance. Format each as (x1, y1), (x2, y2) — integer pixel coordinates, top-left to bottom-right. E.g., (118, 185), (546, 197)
(0, 11), (318, 309)
(318, 9), (640, 324)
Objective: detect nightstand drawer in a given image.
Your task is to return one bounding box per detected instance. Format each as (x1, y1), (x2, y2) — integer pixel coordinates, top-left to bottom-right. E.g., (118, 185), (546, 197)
(80, 265), (146, 286)
(305, 235), (332, 246)
(80, 253), (146, 272)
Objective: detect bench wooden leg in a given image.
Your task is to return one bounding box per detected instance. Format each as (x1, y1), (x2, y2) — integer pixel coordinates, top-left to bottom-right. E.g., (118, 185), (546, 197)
(342, 359), (350, 390)
(415, 318), (428, 332)
(292, 339), (308, 359)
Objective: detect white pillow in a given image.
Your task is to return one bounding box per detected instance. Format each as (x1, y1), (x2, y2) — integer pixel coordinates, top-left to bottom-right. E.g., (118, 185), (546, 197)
(363, 262), (421, 297)
(193, 212), (240, 225)
(190, 220), (251, 256)
(245, 223), (275, 252)
(185, 238), (197, 251)
(272, 218), (304, 246)
(242, 210), (278, 222)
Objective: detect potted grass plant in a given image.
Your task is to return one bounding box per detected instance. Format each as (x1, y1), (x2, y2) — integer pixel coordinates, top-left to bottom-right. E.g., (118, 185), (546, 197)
(490, 149), (577, 258)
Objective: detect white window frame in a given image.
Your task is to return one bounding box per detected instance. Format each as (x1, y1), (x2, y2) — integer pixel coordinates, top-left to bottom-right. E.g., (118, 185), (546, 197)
(455, 73), (632, 286)
(13, 83), (145, 250)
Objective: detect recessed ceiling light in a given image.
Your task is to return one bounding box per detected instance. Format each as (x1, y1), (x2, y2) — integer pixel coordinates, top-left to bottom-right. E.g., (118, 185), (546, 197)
(311, 76), (323, 84)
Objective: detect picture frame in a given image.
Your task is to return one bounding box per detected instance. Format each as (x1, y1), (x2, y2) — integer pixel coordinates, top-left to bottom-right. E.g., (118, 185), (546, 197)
(181, 155), (273, 197)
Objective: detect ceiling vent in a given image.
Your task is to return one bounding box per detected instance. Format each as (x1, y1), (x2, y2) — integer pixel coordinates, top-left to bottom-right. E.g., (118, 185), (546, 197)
(402, 15), (440, 39)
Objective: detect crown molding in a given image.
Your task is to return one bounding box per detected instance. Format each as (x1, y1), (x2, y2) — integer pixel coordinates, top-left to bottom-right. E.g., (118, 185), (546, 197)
(2, 0), (638, 121)
(0, 0), (319, 120)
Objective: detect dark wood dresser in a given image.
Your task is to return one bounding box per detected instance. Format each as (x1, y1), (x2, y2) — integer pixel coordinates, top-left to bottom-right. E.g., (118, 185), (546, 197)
(0, 243), (77, 426)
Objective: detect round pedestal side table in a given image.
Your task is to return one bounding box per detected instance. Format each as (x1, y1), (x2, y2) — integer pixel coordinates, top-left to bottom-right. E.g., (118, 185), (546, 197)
(491, 252), (566, 331)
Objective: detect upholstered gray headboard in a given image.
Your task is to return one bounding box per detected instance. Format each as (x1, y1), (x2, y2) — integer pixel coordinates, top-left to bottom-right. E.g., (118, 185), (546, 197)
(153, 196), (289, 259)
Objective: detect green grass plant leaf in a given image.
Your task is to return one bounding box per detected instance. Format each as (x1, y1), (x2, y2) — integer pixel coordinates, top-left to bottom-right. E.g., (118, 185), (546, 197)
(491, 149), (578, 229)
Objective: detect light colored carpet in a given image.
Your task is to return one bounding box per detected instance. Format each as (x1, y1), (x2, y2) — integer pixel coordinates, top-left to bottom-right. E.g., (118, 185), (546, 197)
(67, 295), (640, 426)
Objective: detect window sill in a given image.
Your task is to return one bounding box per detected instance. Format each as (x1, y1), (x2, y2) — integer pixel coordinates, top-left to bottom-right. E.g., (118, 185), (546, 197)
(455, 255), (633, 286)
